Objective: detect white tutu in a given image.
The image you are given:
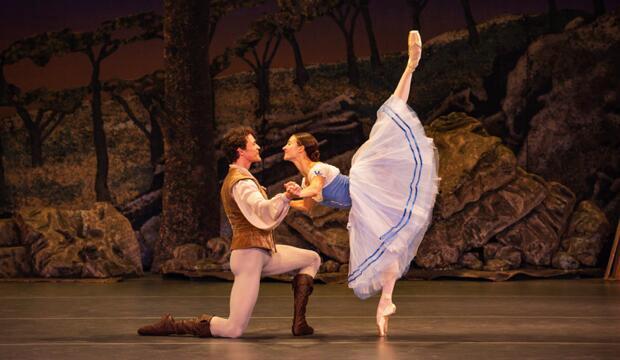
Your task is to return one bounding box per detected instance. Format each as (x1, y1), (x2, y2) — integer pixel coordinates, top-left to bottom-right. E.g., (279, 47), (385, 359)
(347, 95), (440, 299)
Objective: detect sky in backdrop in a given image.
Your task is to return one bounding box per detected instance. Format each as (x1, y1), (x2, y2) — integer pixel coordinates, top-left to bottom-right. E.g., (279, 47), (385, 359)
(1, 0), (618, 94)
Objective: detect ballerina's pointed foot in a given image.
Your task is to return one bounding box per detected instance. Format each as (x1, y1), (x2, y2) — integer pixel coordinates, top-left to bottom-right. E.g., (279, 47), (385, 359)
(406, 30), (422, 72)
(376, 303), (397, 337)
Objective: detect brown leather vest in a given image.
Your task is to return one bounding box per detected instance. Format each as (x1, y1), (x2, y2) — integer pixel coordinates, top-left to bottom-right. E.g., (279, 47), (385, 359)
(220, 166), (276, 253)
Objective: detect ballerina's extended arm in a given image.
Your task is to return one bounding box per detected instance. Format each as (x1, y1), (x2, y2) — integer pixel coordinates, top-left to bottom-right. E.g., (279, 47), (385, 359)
(393, 30), (422, 103)
(286, 176), (325, 213)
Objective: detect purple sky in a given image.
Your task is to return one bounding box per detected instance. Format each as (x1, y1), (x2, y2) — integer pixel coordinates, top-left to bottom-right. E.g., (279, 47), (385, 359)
(1, 0), (618, 92)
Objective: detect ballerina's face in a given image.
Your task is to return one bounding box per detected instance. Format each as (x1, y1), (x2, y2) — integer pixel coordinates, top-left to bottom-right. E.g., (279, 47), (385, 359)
(282, 135), (305, 161)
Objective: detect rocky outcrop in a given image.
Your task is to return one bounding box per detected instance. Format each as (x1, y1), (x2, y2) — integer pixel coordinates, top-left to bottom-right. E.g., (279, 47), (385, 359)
(160, 243), (229, 274)
(415, 167), (547, 269)
(425, 113), (517, 219)
(0, 246), (31, 277)
(136, 215), (161, 271)
(0, 219), (19, 247)
(496, 182), (576, 266)
(412, 11), (584, 120)
(553, 201), (610, 269)
(500, 12), (620, 224)
(13, 203), (142, 278)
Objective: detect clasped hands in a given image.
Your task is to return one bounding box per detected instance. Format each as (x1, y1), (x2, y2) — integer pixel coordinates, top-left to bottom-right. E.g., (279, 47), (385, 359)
(284, 181), (302, 199)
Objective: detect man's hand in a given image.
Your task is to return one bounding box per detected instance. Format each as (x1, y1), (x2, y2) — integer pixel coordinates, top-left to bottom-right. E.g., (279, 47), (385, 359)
(284, 181), (302, 198)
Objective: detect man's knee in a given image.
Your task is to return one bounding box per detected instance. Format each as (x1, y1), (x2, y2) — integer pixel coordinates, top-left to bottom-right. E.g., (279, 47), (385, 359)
(309, 251), (321, 269)
(225, 323), (246, 339)
(228, 325), (244, 339)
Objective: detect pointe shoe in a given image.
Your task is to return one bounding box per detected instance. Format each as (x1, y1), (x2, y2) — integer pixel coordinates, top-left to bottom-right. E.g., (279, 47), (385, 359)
(376, 303), (397, 337)
(406, 30), (423, 73)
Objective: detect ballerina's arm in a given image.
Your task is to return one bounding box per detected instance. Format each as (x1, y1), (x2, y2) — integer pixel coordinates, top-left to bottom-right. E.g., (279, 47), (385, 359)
(296, 175), (325, 199)
(286, 175), (325, 213)
(290, 198), (317, 213)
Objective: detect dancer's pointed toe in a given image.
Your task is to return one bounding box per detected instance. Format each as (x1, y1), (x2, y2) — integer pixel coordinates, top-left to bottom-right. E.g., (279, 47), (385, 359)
(376, 303), (396, 337)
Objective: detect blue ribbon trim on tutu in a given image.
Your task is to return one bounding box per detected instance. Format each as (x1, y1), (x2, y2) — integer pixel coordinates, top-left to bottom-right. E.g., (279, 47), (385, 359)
(348, 104), (423, 284)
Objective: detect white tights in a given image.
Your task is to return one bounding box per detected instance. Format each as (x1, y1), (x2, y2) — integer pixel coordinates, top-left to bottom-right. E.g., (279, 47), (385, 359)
(209, 245), (321, 338)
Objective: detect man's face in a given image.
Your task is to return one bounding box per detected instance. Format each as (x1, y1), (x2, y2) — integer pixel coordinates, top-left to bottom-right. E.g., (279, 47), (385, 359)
(239, 134), (261, 163)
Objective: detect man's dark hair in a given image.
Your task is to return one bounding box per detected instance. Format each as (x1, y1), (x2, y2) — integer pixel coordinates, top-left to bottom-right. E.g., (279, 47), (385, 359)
(221, 126), (256, 163)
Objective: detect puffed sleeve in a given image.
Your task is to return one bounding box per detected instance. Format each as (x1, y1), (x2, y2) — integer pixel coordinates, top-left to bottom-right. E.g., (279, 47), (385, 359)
(231, 179), (290, 230)
(305, 163), (328, 203)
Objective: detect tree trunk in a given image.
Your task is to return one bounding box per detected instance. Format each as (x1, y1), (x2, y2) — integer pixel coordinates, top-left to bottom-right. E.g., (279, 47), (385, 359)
(460, 0), (479, 46)
(345, 32), (360, 87)
(593, 0), (605, 16)
(29, 126), (43, 167)
(548, 0), (559, 30)
(256, 65), (270, 119)
(0, 132), (8, 210)
(285, 32), (309, 89)
(91, 62), (112, 202)
(15, 107), (43, 167)
(157, 0), (219, 269)
(359, 0), (382, 71)
(149, 115), (164, 190)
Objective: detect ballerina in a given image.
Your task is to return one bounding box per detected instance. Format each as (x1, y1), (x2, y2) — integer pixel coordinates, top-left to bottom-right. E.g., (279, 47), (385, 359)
(282, 31), (439, 336)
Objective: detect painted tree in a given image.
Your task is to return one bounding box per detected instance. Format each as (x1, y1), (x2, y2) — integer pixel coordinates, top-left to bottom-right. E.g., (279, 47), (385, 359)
(548, 0), (559, 30)
(321, 0), (362, 86)
(69, 12), (162, 202)
(157, 0), (219, 269)
(9, 87), (86, 167)
(233, 13), (283, 120)
(104, 71), (165, 190)
(202, 0), (265, 122)
(459, 0), (479, 46)
(0, 124), (7, 210)
(0, 31), (80, 166)
(276, 0), (311, 88)
(358, 0), (382, 71)
(155, 0), (266, 269)
(593, 0), (606, 16)
(405, 0), (428, 32)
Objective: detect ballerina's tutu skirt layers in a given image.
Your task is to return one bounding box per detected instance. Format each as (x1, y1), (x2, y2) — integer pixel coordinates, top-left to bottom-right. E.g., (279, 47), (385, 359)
(347, 95), (440, 299)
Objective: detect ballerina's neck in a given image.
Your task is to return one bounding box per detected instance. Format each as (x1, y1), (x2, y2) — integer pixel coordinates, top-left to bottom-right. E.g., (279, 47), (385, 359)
(297, 158), (318, 178)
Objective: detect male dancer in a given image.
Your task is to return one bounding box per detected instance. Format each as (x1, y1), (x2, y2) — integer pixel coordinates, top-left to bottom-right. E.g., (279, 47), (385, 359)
(137, 126), (321, 338)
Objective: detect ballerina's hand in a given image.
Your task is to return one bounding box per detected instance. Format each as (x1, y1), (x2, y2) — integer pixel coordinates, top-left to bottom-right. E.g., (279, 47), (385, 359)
(284, 182), (302, 197)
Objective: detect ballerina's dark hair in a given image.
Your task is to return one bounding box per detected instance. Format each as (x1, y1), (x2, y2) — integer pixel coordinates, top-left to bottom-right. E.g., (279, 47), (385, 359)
(293, 132), (320, 161)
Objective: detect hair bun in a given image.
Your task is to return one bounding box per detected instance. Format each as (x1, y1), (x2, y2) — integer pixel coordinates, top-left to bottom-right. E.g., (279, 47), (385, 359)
(311, 150), (320, 161)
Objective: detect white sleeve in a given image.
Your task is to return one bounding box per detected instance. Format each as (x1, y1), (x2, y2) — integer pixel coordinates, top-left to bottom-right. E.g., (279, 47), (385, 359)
(308, 163), (329, 182)
(231, 180), (290, 230)
(306, 164), (327, 203)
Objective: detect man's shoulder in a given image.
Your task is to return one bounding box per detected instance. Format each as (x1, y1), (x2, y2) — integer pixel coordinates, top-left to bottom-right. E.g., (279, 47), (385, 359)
(223, 167), (259, 189)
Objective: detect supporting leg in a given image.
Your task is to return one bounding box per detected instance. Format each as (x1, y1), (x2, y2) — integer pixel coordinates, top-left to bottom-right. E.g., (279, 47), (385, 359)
(209, 248), (269, 338)
(262, 245), (321, 336)
(376, 261), (399, 336)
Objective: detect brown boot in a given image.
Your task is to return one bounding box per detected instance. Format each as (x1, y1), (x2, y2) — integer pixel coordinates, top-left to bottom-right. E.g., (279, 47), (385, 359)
(291, 273), (315, 336)
(137, 313), (213, 338)
(174, 314), (214, 338)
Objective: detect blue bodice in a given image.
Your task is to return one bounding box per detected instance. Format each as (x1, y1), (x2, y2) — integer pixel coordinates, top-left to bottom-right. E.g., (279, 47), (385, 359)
(320, 173), (352, 209)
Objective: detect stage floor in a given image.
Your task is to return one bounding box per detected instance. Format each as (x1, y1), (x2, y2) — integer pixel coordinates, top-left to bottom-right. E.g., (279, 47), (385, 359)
(1, 276), (619, 359)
